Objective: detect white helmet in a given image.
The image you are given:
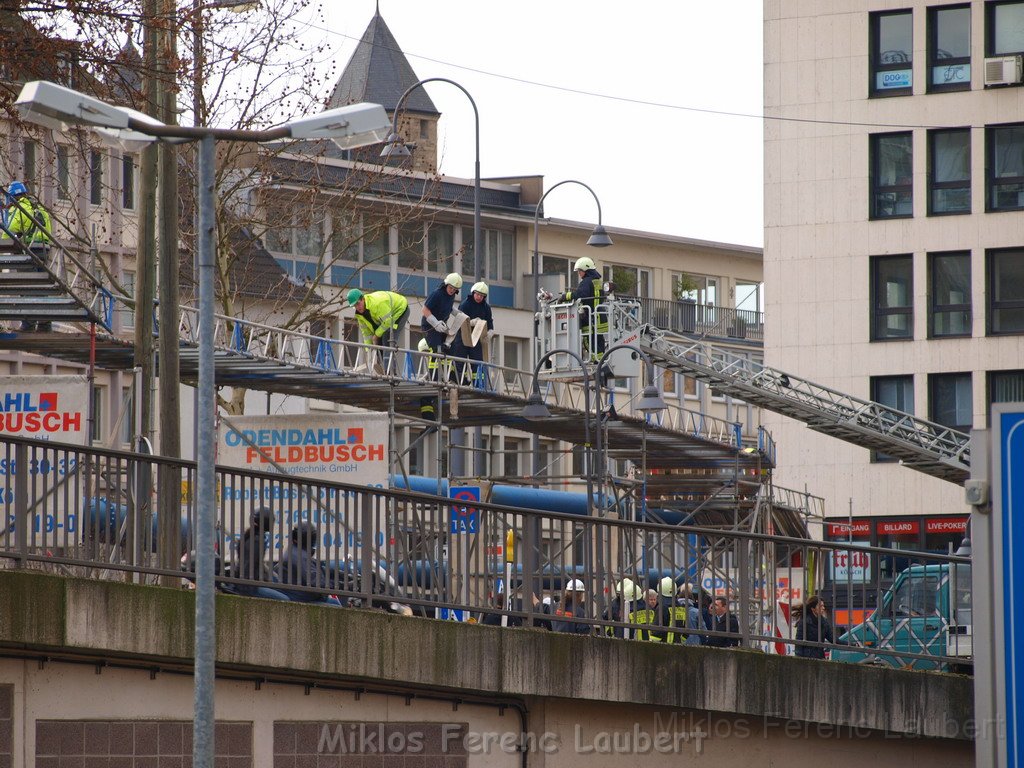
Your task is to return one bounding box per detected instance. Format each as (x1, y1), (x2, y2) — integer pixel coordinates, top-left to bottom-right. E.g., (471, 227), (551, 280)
(471, 281), (488, 296)
(574, 256), (595, 272)
(444, 273), (463, 289)
(659, 576), (676, 597)
(565, 579), (585, 591)
(417, 338), (430, 353)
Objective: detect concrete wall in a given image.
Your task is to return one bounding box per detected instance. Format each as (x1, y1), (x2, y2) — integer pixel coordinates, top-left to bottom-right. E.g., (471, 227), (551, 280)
(0, 571), (974, 766)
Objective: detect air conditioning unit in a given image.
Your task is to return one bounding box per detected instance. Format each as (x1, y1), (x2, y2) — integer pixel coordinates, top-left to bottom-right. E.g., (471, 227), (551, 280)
(984, 55), (1023, 86)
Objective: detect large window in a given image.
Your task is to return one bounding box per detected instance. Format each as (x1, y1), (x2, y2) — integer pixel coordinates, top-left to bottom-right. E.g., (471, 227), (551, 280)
(428, 223), (454, 274)
(266, 205), (325, 259)
(929, 251), (971, 337)
(987, 1), (1024, 57)
(989, 370), (1024, 415)
(605, 264), (651, 297)
(929, 373), (973, 432)
(397, 222), (423, 270)
(870, 10), (913, 95)
(361, 216), (390, 267)
(988, 248), (1024, 334)
(121, 153), (135, 210)
(928, 5), (971, 92)
(871, 255), (913, 340)
(871, 375), (914, 462)
(870, 133), (913, 218)
(928, 129), (970, 214)
(89, 150), (103, 206)
(56, 145), (70, 201)
(987, 124), (1024, 211)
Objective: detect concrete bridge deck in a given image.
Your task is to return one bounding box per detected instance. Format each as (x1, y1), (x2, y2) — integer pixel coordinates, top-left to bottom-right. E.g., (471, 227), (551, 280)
(0, 570), (975, 767)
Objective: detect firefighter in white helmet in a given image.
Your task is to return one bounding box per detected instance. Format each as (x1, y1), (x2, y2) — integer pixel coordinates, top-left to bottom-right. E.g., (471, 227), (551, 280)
(562, 256), (607, 362)
(419, 272), (463, 419)
(449, 281), (493, 386)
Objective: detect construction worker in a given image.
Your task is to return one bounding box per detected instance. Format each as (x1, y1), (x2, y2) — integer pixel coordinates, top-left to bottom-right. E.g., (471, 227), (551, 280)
(419, 273), (462, 419)
(562, 256), (607, 362)
(347, 288), (409, 347)
(3, 181), (51, 246)
(449, 281), (493, 385)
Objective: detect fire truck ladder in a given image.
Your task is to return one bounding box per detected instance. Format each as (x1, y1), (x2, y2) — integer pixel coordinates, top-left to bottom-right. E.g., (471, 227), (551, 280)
(637, 328), (971, 485)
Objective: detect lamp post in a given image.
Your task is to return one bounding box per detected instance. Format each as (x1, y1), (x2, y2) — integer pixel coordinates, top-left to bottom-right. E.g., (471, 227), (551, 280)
(380, 77), (481, 478)
(14, 80), (391, 768)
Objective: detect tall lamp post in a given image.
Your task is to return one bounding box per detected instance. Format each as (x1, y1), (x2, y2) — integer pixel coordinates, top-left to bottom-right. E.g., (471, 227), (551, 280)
(14, 80), (391, 768)
(380, 77), (481, 477)
(531, 180), (612, 487)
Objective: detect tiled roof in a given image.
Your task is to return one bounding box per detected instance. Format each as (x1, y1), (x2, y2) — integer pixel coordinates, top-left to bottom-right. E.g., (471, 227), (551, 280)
(328, 11), (439, 116)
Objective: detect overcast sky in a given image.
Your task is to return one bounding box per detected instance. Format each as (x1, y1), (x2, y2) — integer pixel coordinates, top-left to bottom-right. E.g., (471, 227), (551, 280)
(300, 1), (764, 247)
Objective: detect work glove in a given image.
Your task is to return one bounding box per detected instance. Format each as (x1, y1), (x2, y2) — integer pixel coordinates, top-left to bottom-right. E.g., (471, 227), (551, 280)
(426, 315), (448, 333)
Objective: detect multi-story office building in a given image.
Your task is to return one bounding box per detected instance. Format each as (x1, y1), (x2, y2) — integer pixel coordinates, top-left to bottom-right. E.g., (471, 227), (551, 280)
(763, 1), (1017, 556)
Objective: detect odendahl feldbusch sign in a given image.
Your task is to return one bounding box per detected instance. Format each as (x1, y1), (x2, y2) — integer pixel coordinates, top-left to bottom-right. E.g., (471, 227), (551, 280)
(217, 413), (389, 488)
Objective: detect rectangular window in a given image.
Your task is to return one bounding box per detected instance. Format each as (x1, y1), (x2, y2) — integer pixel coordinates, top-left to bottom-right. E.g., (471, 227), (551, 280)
(294, 211), (324, 258)
(56, 145), (70, 201)
(929, 251), (971, 337)
(928, 5), (971, 91)
(871, 255), (914, 340)
(870, 10), (913, 95)
(461, 226), (476, 277)
(330, 210), (360, 263)
(89, 150), (103, 206)
(870, 133), (913, 218)
(90, 386), (103, 443)
(121, 270), (135, 330)
(503, 437), (523, 478)
(929, 372), (973, 432)
(606, 265), (651, 297)
(987, 124), (1024, 211)
(264, 214), (292, 254)
(427, 223), (454, 273)
(661, 367), (677, 397)
(989, 370), (1024, 414)
(22, 140), (37, 192)
(503, 337), (521, 387)
(479, 227), (515, 282)
(362, 217), (390, 267)
(988, 248), (1024, 334)
(928, 129), (970, 214)
(988, 0), (1024, 56)
(871, 375), (914, 462)
(121, 153), (135, 210)
(397, 222), (423, 270)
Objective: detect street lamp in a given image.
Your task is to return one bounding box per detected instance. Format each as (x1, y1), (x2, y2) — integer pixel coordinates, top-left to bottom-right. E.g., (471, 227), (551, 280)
(380, 77), (481, 278)
(14, 79), (391, 768)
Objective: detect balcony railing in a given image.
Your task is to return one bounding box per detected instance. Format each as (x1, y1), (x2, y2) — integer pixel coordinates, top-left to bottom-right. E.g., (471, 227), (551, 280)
(621, 296), (764, 342)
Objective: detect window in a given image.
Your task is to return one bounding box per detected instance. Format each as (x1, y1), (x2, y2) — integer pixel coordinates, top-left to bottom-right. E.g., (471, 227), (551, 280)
(604, 265), (650, 297)
(419, 119), (429, 140)
(90, 386), (103, 443)
(503, 437), (524, 478)
(987, 124), (1024, 211)
(870, 10), (913, 95)
(870, 133), (913, 218)
(929, 373), (973, 431)
(989, 370), (1024, 414)
(987, 0), (1024, 57)
(461, 226), (476, 277)
(121, 270), (135, 330)
(672, 273), (717, 306)
(503, 337), (522, 387)
(929, 251), (971, 336)
(871, 375), (914, 462)
(266, 204), (324, 260)
(427, 223), (454, 273)
(121, 153), (135, 210)
(330, 210), (359, 263)
(661, 367), (677, 397)
(56, 145), (69, 201)
(871, 255), (913, 340)
(397, 222), (423, 270)
(361, 216), (390, 267)
(22, 140), (37, 192)
(928, 5), (971, 91)
(539, 255), (572, 289)
(483, 228), (515, 282)
(928, 129), (970, 214)
(988, 248), (1024, 334)
(89, 150), (103, 206)
(736, 281), (763, 313)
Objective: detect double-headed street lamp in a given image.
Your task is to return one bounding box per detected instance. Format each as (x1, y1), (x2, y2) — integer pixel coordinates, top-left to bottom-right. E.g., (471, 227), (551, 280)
(15, 79), (391, 768)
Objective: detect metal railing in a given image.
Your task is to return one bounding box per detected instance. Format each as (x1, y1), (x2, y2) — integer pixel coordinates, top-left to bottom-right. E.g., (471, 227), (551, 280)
(0, 435), (971, 671)
(621, 296), (764, 342)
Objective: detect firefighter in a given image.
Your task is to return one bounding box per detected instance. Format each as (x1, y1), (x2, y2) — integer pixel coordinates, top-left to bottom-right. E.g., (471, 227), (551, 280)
(562, 256), (606, 362)
(449, 281), (493, 385)
(419, 273), (462, 419)
(5, 181), (53, 331)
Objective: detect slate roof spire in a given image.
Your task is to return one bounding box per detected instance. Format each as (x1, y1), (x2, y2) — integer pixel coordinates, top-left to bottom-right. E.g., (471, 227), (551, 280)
(328, 9), (439, 116)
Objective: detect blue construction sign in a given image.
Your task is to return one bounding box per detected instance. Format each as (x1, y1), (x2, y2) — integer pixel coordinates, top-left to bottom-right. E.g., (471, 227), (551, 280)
(449, 486), (480, 534)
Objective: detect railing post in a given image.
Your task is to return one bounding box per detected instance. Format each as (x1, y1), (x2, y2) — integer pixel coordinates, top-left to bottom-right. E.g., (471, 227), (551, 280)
(361, 492), (374, 608)
(14, 443), (28, 569)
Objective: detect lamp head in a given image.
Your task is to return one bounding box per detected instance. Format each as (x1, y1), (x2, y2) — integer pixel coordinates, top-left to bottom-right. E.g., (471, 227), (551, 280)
(286, 102), (391, 148)
(521, 391), (551, 421)
(636, 384), (668, 415)
(379, 131), (412, 158)
(16, 80), (135, 131)
(586, 224), (613, 248)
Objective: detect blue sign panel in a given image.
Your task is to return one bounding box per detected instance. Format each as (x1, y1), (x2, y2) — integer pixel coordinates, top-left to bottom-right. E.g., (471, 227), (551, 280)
(876, 69), (911, 90)
(438, 607), (467, 621)
(1000, 409), (1024, 768)
(449, 486), (480, 534)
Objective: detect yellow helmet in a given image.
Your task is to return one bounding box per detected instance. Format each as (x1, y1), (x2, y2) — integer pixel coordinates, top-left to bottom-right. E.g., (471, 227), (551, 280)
(444, 273), (463, 289)
(471, 281), (488, 296)
(574, 256), (595, 272)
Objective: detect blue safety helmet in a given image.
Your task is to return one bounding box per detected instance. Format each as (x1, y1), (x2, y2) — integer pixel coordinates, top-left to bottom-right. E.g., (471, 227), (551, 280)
(7, 181), (27, 198)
